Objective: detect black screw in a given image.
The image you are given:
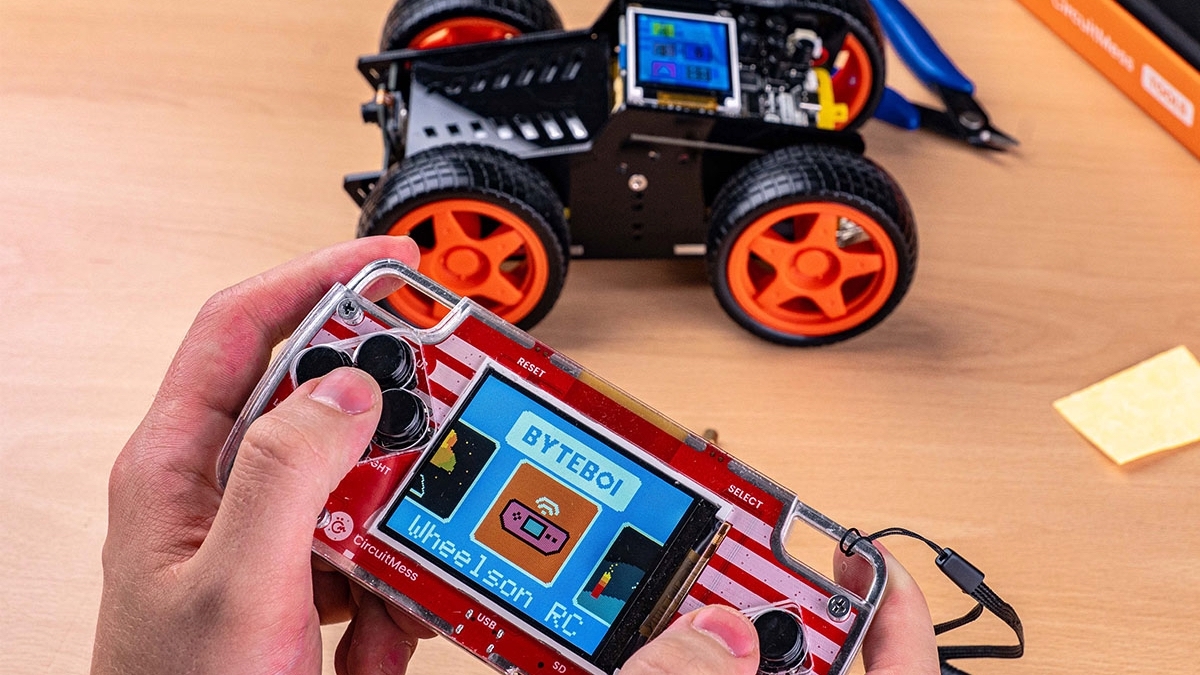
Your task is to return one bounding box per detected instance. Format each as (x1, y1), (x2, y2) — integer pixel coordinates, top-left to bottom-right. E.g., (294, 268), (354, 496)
(828, 595), (851, 621)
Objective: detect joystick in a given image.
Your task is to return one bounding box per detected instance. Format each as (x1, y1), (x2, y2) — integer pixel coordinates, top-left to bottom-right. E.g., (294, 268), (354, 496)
(754, 609), (809, 674)
(355, 333), (416, 388)
(295, 345), (352, 384)
(375, 387), (429, 450)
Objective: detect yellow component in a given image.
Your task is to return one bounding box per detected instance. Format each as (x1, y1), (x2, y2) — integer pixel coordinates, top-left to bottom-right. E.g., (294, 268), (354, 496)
(577, 371), (689, 443)
(1053, 346), (1200, 465)
(657, 91), (718, 111)
(814, 68), (849, 130)
(612, 59), (624, 112)
(431, 429), (458, 472)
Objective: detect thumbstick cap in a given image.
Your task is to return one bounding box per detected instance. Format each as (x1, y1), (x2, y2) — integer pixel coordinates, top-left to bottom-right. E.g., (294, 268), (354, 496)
(295, 345), (352, 385)
(355, 333), (416, 389)
(375, 388), (429, 451)
(754, 609), (808, 673)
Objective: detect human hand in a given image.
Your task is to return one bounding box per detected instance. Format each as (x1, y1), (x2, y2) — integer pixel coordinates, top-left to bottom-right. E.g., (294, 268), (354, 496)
(91, 237), (433, 675)
(835, 543), (940, 675)
(615, 543), (938, 675)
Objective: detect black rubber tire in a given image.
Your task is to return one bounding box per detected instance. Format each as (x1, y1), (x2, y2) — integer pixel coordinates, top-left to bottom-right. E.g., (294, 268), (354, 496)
(707, 144), (917, 346)
(783, 0), (887, 130)
(358, 145), (568, 330)
(380, 0), (563, 52)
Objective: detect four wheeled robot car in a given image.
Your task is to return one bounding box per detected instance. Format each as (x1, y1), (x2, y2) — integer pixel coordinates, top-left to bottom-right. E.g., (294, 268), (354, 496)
(344, 0), (917, 346)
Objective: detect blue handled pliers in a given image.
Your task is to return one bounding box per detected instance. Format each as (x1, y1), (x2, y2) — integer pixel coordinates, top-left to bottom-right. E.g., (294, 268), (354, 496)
(869, 0), (1018, 150)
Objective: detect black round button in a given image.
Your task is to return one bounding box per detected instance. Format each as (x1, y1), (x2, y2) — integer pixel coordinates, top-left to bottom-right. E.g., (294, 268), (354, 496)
(355, 333), (416, 388)
(294, 345), (352, 385)
(375, 388), (428, 450)
(754, 609), (808, 674)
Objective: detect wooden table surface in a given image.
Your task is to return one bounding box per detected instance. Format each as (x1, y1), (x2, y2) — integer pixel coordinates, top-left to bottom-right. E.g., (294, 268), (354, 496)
(3, 0), (1198, 673)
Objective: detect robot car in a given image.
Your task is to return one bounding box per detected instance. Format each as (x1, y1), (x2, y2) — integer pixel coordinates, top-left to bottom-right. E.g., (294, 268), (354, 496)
(344, 0), (917, 346)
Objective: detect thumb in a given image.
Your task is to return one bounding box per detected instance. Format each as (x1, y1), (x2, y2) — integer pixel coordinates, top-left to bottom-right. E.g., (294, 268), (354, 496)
(834, 544), (939, 675)
(201, 367), (381, 580)
(621, 606), (759, 675)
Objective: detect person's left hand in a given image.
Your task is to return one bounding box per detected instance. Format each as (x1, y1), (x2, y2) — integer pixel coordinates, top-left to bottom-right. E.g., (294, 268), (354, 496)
(91, 237), (433, 675)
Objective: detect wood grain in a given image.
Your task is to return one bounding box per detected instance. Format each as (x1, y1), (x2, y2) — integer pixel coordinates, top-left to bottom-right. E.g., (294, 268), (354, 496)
(1, 0), (1197, 673)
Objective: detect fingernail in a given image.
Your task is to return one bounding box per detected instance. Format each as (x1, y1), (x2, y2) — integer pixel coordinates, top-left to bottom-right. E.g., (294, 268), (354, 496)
(309, 368), (376, 415)
(383, 640), (415, 669)
(691, 606), (758, 659)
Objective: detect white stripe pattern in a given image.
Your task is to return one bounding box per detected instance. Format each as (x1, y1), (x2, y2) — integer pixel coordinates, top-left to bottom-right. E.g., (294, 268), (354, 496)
(714, 538), (835, 621)
(428, 361), (470, 396)
(726, 507), (774, 548)
(695, 564), (840, 665)
(436, 334), (488, 369)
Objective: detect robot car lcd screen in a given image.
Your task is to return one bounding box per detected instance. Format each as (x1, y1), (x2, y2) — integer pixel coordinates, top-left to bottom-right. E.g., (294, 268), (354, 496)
(378, 370), (705, 657)
(634, 11), (734, 96)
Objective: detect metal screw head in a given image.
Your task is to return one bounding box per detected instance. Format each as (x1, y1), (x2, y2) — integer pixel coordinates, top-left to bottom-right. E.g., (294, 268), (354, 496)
(827, 594), (851, 621)
(337, 298), (364, 325)
(958, 110), (985, 131)
(628, 174), (649, 192)
(316, 509), (332, 530)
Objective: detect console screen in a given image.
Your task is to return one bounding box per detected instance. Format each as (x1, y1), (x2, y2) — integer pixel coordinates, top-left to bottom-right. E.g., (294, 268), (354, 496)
(378, 370), (709, 658)
(632, 9), (735, 97)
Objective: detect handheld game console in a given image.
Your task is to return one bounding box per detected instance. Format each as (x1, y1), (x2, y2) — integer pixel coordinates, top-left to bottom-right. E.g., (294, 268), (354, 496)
(218, 259), (886, 675)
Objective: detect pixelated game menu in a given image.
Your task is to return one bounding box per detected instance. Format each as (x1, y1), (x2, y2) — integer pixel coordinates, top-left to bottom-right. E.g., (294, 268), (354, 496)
(378, 370), (710, 659)
(634, 10), (735, 97)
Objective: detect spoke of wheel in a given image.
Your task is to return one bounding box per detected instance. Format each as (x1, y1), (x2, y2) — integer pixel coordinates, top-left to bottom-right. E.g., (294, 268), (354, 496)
(807, 285), (848, 319)
(804, 212), (842, 250)
(431, 209), (473, 247)
(479, 272), (524, 306)
(477, 228), (526, 263)
(748, 230), (795, 270)
(839, 249), (884, 277)
(755, 277), (799, 311)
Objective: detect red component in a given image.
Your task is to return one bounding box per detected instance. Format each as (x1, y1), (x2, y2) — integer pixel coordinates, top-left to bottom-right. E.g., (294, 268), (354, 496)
(829, 34), (876, 131)
(408, 17), (521, 50)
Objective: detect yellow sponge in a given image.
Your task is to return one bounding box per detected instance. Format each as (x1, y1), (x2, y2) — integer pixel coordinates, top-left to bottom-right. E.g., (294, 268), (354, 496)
(1054, 346), (1200, 465)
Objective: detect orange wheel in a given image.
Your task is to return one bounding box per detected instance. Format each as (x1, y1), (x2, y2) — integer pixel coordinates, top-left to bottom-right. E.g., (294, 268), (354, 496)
(725, 203), (898, 337)
(408, 16), (520, 49)
(829, 33), (877, 130)
(379, 0), (562, 53)
(358, 145), (568, 330)
(708, 145), (916, 346)
(385, 199), (553, 327)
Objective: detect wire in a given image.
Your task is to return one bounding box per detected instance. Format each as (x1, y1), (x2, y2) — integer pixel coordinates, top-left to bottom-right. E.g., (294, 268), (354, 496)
(839, 525), (1025, 675)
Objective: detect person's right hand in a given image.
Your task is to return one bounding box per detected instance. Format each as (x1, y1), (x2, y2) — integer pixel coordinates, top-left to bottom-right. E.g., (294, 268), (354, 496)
(833, 544), (940, 675)
(618, 544), (938, 675)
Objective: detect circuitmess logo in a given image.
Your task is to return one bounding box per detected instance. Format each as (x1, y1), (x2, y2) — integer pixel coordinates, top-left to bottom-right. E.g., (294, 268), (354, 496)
(1051, 0), (1134, 72)
(1141, 64), (1195, 127)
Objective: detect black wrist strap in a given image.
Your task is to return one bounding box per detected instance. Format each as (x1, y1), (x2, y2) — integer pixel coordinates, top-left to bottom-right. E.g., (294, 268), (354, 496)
(839, 527), (1025, 675)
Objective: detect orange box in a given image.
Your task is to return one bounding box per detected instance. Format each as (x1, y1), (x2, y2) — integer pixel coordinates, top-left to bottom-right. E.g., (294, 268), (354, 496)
(1014, 0), (1200, 159)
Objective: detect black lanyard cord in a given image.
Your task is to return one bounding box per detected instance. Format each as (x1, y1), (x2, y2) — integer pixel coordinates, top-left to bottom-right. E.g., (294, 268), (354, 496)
(839, 527), (1025, 675)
